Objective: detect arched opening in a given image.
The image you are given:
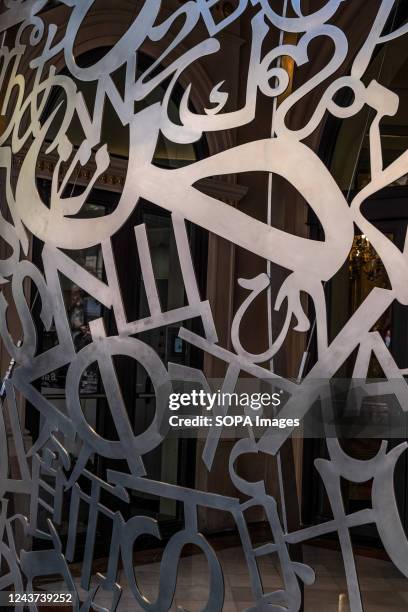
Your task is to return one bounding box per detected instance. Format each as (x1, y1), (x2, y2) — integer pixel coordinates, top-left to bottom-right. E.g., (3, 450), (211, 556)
(27, 47), (209, 554)
(303, 24), (408, 546)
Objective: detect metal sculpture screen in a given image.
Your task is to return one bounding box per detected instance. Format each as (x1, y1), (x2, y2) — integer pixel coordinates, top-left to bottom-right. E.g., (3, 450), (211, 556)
(1, 0), (408, 610)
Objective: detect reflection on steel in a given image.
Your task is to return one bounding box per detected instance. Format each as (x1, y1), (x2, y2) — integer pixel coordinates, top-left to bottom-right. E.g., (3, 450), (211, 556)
(0, 1), (408, 610)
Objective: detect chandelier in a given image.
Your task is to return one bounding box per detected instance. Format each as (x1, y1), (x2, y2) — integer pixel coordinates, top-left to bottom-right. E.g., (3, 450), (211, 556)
(349, 234), (385, 282)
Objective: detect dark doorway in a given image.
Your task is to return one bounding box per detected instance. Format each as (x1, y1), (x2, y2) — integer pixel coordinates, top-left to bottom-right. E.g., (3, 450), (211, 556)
(29, 180), (208, 555)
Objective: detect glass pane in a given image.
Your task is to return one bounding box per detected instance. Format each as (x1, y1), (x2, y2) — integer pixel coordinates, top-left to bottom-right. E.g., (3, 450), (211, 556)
(40, 201), (106, 396)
